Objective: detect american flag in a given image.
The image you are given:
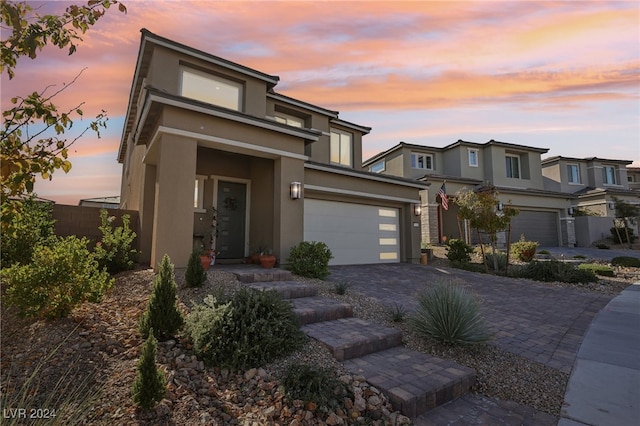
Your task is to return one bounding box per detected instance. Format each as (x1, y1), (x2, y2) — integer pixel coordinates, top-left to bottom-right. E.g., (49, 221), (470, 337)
(438, 183), (448, 210)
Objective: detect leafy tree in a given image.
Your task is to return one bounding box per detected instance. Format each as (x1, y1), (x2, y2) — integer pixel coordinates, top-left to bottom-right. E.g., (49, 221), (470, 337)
(1, 0), (126, 231)
(456, 185), (518, 273)
(611, 196), (639, 248)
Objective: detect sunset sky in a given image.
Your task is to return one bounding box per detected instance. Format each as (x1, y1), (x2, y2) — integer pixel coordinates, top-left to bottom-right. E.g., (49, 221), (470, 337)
(3, 0), (639, 205)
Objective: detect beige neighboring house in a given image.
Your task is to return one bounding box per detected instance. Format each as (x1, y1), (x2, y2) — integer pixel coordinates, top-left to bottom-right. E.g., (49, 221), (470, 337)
(118, 29), (425, 269)
(364, 140), (575, 247)
(626, 166), (640, 191)
(78, 196), (121, 209)
(542, 156), (640, 246)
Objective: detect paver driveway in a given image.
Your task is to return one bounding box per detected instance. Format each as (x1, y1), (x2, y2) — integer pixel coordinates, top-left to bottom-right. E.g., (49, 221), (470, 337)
(328, 263), (613, 374)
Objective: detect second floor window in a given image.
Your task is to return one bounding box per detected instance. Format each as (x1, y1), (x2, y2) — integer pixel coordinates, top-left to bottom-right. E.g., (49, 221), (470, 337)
(369, 160), (385, 173)
(330, 130), (352, 167)
(567, 164), (581, 184)
(468, 149), (479, 167)
(411, 153), (433, 170)
(180, 67), (243, 111)
(603, 166), (617, 185)
(506, 155), (520, 179)
(275, 113), (304, 128)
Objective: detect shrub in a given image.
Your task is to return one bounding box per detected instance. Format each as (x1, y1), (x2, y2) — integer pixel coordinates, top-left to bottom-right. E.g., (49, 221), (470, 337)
(610, 227), (636, 244)
(287, 241), (333, 279)
(93, 209), (139, 274)
(445, 239), (474, 263)
(281, 363), (352, 414)
(510, 235), (538, 262)
(334, 280), (349, 295)
(185, 249), (206, 288)
(596, 243), (610, 249)
(484, 252), (508, 272)
(537, 249), (551, 255)
(185, 288), (306, 371)
(573, 254), (587, 259)
(611, 256), (640, 267)
(409, 281), (491, 345)
(518, 260), (597, 284)
(578, 263), (615, 277)
(390, 302), (406, 323)
(450, 261), (486, 273)
(139, 255), (184, 341)
(2, 236), (113, 319)
(132, 329), (166, 409)
(0, 197), (54, 268)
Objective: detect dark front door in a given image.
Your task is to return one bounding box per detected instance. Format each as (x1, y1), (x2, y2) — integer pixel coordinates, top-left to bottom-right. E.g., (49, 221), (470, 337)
(216, 181), (247, 259)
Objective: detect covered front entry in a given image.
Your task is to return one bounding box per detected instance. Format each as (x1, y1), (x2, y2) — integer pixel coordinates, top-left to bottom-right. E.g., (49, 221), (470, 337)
(510, 210), (559, 246)
(304, 199), (400, 265)
(215, 180), (247, 259)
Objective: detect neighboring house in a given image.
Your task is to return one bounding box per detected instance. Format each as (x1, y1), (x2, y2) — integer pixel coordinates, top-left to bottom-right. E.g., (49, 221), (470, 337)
(78, 196), (121, 209)
(364, 140), (574, 247)
(626, 166), (640, 191)
(542, 157), (640, 246)
(118, 29), (425, 268)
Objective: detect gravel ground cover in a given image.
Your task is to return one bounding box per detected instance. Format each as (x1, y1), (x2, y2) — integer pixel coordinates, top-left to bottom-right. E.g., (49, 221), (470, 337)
(2, 247), (637, 424)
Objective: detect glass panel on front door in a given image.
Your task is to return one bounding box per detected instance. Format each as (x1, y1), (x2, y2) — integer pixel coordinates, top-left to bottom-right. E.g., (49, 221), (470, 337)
(216, 181), (246, 259)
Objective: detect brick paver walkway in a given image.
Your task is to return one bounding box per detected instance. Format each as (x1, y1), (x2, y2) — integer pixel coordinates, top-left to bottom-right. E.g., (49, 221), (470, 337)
(328, 263), (613, 374)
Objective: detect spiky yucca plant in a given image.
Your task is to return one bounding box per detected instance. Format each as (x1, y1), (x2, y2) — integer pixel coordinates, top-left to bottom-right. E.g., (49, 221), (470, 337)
(139, 254), (183, 341)
(410, 281), (491, 345)
(132, 329), (166, 409)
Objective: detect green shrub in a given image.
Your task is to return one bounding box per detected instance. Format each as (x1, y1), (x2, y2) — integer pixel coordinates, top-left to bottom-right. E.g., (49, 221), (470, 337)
(510, 236), (538, 262)
(139, 255), (184, 341)
(611, 256), (640, 267)
(287, 241), (333, 279)
(93, 209), (138, 274)
(281, 363), (352, 414)
(185, 250), (206, 288)
(450, 261), (486, 273)
(390, 302), (407, 323)
(409, 281), (491, 345)
(596, 243), (610, 249)
(132, 329), (166, 409)
(445, 239), (474, 263)
(578, 263), (615, 277)
(537, 249), (551, 255)
(185, 288), (306, 371)
(484, 252), (508, 272)
(2, 236), (113, 319)
(0, 197), (54, 268)
(610, 227), (636, 244)
(518, 260), (597, 283)
(334, 280), (349, 295)
(573, 254), (587, 259)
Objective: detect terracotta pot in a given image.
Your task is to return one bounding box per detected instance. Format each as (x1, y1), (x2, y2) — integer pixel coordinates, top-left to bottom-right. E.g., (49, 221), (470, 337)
(260, 254), (276, 269)
(200, 253), (212, 270)
(251, 253), (261, 264)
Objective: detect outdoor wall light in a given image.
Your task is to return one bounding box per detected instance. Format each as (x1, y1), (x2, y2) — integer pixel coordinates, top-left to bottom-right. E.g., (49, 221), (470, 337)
(497, 201), (504, 211)
(413, 204), (422, 216)
(568, 207), (575, 216)
(608, 202), (615, 210)
(290, 182), (302, 200)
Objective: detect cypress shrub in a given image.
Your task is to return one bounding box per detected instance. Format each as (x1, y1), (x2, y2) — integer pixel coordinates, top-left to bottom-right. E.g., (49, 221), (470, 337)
(185, 250), (206, 288)
(139, 255), (184, 341)
(132, 329), (166, 409)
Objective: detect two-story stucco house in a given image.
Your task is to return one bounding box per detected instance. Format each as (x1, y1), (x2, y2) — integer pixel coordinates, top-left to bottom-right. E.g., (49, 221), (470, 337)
(118, 30), (425, 269)
(627, 166), (640, 191)
(364, 140), (574, 247)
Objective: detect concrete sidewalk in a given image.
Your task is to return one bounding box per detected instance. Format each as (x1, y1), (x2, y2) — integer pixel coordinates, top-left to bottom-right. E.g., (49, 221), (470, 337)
(559, 283), (640, 426)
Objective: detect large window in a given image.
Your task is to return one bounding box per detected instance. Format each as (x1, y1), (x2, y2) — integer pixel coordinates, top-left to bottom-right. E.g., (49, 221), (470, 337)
(411, 153), (433, 170)
(567, 164), (581, 184)
(468, 149), (479, 167)
(330, 130), (352, 167)
(180, 67), (243, 111)
(506, 155), (520, 178)
(603, 165), (617, 185)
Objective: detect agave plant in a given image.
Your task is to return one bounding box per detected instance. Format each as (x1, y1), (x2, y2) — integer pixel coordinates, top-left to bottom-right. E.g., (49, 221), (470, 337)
(410, 281), (491, 345)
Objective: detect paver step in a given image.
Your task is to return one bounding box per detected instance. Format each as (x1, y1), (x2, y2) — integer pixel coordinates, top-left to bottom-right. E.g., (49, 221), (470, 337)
(225, 267), (294, 283)
(343, 346), (476, 419)
(291, 297), (353, 325)
(302, 317), (402, 361)
(245, 281), (318, 299)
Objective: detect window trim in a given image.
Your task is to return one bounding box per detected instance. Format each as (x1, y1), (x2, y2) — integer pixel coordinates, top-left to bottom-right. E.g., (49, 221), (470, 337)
(180, 65), (243, 111)
(369, 160), (386, 173)
(602, 165), (618, 186)
(468, 148), (479, 167)
(505, 154), (520, 179)
(330, 129), (353, 167)
(567, 163), (581, 185)
(410, 152), (434, 170)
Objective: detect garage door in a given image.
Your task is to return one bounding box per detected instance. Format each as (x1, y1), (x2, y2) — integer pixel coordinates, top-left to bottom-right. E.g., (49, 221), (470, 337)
(510, 210), (559, 247)
(304, 199), (400, 265)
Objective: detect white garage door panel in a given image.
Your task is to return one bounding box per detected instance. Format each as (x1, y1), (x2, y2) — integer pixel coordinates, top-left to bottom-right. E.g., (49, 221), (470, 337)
(304, 199), (399, 265)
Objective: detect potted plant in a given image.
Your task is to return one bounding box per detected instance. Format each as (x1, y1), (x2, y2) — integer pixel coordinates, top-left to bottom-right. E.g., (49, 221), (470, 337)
(196, 245), (212, 270)
(421, 241), (433, 259)
(203, 206), (218, 253)
(259, 249), (276, 269)
(251, 246), (265, 265)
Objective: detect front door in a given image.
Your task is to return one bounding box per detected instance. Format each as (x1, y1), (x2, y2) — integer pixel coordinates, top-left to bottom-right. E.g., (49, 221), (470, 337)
(216, 181), (247, 259)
